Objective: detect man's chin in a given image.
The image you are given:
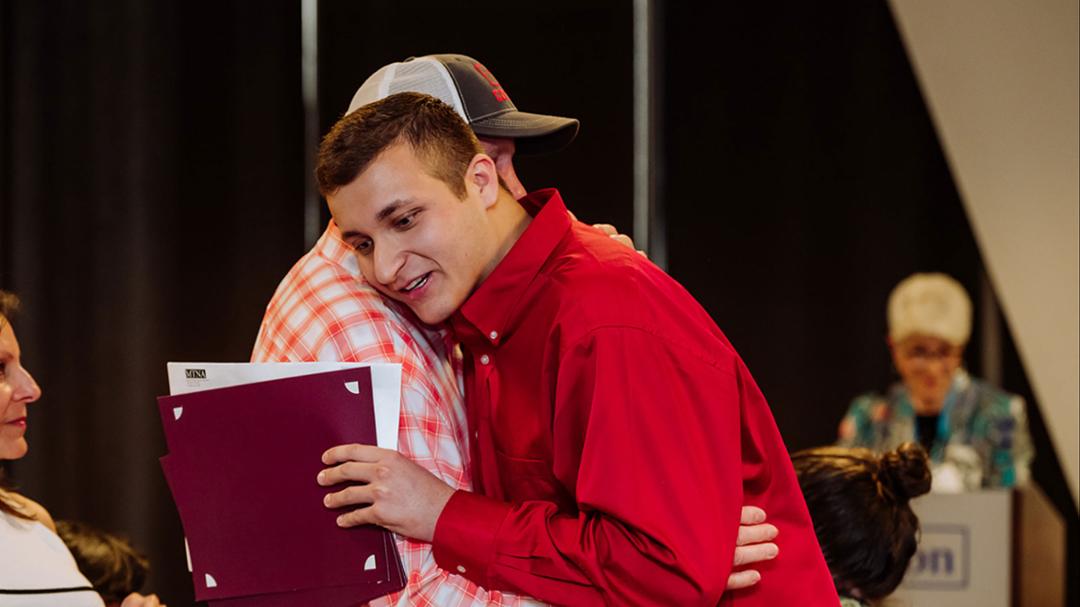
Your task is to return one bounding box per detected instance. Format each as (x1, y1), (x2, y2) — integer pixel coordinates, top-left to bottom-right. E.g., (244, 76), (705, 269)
(414, 307), (452, 326)
(377, 285), (455, 325)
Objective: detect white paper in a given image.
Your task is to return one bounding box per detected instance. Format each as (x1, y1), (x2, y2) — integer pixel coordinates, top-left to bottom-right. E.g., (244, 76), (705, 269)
(166, 362), (401, 451)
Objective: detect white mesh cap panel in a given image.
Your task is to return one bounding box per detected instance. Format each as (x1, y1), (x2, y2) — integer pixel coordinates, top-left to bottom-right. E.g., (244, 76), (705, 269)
(346, 57), (468, 121)
(347, 63), (395, 114)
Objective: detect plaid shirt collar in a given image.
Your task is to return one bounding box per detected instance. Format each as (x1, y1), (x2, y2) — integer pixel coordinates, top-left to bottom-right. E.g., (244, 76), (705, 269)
(316, 221), (362, 278)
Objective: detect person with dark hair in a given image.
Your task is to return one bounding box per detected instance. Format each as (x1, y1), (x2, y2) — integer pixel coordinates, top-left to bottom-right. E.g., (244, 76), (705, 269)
(254, 54), (778, 605)
(313, 91), (838, 605)
(792, 442), (932, 606)
(56, 520), (151, 607)
(0, 291), (164, 607)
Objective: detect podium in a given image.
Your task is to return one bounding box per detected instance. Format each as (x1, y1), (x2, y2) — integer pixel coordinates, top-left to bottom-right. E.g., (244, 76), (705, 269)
(890, 485), (1065, 607)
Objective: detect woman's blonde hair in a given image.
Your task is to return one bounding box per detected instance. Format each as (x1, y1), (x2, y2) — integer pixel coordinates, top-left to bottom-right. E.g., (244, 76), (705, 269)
(887, 273), (972, 346)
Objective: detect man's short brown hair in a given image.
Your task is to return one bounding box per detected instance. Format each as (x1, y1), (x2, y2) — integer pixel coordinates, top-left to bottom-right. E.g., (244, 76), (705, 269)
(316, 92), (482, 198)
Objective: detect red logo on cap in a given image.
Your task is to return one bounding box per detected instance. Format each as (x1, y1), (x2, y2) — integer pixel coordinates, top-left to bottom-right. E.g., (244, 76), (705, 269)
(473, 62), (509, 103)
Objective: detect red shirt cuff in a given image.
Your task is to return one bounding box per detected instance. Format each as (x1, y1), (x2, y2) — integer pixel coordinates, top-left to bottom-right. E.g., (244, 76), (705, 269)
(432, 490), (512, 587)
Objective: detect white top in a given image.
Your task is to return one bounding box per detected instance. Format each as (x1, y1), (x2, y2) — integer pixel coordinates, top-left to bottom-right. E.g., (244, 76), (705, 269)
(0, 510), (104, 607)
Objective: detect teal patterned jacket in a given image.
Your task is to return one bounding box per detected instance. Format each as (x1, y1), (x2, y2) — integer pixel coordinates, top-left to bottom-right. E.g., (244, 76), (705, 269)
(838, 370), (1033, 489)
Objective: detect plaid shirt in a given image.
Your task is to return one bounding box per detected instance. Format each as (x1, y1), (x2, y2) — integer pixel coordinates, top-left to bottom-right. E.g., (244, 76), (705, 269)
(252, 223), (542, 606)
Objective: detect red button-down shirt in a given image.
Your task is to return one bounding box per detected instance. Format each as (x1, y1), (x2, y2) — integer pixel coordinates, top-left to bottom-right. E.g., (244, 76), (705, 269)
(434, 190), (838, 606)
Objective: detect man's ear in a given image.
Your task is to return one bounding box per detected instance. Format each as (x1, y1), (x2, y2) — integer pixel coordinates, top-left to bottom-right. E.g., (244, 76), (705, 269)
(465, 153), (500, 209)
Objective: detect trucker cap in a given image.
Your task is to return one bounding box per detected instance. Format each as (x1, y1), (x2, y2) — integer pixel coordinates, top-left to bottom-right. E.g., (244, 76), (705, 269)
(347, 54), (580, 155)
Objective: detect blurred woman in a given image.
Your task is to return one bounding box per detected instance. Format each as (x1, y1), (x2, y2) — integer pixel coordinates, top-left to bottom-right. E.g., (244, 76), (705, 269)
(793, 442), (931, 606)
(838, 273), (1033, 491)
(0, 291), (163, 607)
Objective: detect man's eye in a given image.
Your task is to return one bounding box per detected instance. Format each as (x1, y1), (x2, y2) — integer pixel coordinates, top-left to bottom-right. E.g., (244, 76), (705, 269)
(353, 240), (373, 255)
(395, 211), (419, 229)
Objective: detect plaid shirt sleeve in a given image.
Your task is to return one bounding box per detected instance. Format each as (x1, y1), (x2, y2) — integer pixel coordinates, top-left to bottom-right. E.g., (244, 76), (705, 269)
(252, 225), (545, 607)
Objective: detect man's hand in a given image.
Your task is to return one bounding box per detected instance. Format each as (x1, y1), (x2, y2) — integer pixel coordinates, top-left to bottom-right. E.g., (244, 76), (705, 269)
(564, 211), (644, 255)
(726, 506), (780, 590)
(590, 223), (647, 256)
(318, 444), (455, 542)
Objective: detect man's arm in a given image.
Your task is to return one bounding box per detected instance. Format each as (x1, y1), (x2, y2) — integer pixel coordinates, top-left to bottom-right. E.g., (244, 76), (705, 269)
(323, 327), (748, 605)
(435, 327), (741, 604)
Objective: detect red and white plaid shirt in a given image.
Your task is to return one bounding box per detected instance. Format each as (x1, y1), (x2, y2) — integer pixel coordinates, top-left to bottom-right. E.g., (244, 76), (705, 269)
(252, 223), (541, 607)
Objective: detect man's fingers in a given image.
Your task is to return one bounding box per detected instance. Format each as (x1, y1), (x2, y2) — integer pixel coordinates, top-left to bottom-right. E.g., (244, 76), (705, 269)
(323, 483), (375, 509)
(321, 443), (385, 465)
(318, 461), (379, 486)
(732, 542), (779, 567)
(725, 569), (762, 591)
(737, 522), (778, 546)
(336, 505), (379, 528)
(739, 505), (766, 525)
(590, 223), (638, 251)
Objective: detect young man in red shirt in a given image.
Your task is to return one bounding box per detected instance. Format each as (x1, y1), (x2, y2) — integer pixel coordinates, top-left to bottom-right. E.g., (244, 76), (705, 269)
(316, 92), (838, 605)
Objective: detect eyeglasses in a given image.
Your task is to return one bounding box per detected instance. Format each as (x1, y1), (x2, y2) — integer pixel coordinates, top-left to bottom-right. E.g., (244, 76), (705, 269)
(897, 345), (962, 367)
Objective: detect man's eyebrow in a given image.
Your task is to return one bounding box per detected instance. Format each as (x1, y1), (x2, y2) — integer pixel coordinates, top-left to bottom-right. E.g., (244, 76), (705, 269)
(338, 227), (366, 242)
(375, 199), (411, 223)
(339, 199), (415, 241)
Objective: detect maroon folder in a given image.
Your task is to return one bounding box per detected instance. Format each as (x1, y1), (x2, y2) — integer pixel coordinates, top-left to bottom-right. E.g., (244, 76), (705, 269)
(157, 367), (404, 603)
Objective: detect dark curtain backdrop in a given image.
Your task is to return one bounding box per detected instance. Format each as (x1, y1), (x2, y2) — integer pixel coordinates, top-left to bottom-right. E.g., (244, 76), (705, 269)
(1, 1), (1074, 605)
(665, 2), (988, 447)
(1, 1), (305, 604)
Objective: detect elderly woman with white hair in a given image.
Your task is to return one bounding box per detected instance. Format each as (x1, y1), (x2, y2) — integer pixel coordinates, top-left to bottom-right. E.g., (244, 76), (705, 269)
(837, 273), (1033, 492)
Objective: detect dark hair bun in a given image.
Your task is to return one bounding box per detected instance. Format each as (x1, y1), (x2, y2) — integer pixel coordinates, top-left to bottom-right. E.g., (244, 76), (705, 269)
(878, 442), (932, 502)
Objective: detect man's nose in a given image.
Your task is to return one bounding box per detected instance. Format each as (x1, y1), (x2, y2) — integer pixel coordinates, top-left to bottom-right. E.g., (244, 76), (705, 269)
(373, 242), (406, 287)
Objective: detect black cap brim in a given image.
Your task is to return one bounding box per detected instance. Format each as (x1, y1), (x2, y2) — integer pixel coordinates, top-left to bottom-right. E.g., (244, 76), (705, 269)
(470, 110), (580, 156)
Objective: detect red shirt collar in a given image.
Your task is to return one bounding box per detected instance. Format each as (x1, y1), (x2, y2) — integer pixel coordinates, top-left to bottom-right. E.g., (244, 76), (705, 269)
(451, 188), (570, 345)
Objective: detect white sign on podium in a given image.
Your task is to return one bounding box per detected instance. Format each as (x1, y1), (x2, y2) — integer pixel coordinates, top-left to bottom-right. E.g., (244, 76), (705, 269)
(890, 490), (1011, 607)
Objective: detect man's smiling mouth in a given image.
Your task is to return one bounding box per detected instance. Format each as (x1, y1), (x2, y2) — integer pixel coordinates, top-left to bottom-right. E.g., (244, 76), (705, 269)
(402, 273), (431, 293)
